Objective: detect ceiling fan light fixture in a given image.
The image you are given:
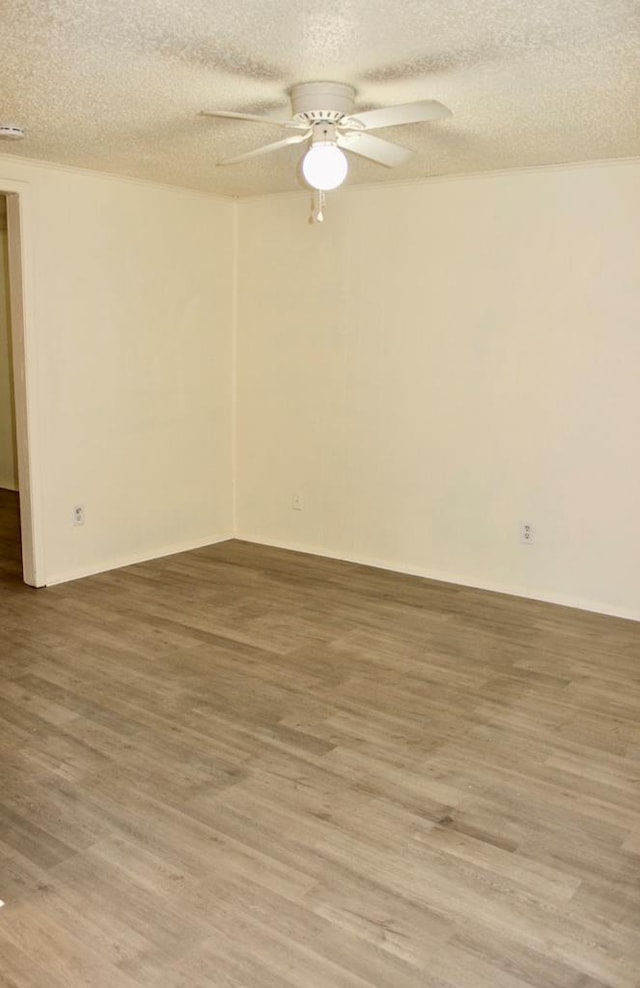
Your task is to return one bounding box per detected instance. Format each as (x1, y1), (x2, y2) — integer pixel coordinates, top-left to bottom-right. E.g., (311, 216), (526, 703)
(302, 143), (348, 191)
(202, 83), (452, 212)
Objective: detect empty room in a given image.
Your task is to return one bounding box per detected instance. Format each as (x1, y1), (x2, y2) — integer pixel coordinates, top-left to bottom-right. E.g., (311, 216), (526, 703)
(1, 2), (639, 986)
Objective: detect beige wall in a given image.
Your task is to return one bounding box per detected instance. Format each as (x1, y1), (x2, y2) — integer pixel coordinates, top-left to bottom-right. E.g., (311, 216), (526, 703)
(2, 150), (639, 616)
(0, 220), (18, 490)
(236, 161), (640, 619)
(0, 155), (235, 584)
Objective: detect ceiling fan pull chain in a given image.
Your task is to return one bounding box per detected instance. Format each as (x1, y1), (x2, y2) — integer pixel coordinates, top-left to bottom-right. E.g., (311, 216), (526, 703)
(310, 190), (326, 224)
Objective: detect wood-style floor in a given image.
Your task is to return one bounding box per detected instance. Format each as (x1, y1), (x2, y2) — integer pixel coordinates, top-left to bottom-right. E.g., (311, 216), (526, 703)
(1, 489), (640, 987)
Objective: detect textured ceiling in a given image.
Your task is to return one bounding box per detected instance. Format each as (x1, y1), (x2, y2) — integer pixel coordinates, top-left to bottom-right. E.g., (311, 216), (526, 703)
(0, 0), (638, 197)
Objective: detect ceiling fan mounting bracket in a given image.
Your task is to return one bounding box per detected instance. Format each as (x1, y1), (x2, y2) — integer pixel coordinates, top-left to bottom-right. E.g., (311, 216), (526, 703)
(290, 81), (356, 123)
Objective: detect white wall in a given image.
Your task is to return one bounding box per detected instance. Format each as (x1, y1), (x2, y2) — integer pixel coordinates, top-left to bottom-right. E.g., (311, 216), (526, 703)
(236, 161), (640, 620)
(0, 155), (235, 584)
(0, 221), (18, 490)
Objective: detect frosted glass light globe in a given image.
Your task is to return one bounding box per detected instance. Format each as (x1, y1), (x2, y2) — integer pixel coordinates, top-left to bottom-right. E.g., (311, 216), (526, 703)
(302, 144), (348, 191)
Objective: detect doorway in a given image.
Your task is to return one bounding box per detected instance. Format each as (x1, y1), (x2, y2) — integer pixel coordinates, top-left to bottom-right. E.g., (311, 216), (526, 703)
(0, 184), (43, 587)
(0, 193), (21, 582)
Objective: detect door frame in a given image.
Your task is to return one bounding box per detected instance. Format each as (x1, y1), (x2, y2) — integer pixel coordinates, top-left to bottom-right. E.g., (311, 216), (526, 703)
(2, 178), (45, 586)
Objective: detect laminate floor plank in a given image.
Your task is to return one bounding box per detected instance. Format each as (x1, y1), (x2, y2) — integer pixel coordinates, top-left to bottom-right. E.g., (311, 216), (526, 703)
(1, 487), (640, 986)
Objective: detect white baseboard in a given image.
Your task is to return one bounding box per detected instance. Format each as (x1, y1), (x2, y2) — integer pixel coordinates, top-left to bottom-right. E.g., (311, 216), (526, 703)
(44, 527), (640, 624)
(44, 531), (235, 586)
(235, 532), (640, 624)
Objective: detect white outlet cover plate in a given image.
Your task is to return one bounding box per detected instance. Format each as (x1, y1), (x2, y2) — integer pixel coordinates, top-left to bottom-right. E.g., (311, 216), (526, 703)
(520, 521), (534, 544)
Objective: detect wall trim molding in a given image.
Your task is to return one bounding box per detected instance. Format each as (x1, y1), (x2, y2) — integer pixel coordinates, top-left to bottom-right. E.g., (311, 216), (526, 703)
(0, 151), (235, 202)
(44, 532), (235, 587)
(235, 534), (640, 624)
(237, 154), (640, 203)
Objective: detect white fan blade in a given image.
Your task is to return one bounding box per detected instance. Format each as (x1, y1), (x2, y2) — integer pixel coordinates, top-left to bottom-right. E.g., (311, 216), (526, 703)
(337, 132), (413, 168)
(199, 110), (307, 130)
(346, 100), (451, 131)
(218, 133), (309, 166)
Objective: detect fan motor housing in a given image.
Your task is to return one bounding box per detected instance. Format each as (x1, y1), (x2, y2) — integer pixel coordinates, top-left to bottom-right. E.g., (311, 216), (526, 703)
(291, 82), (355, 123)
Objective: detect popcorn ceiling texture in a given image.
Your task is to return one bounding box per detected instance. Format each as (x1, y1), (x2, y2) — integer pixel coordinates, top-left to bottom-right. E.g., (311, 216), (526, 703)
(0, 0), (638, 196)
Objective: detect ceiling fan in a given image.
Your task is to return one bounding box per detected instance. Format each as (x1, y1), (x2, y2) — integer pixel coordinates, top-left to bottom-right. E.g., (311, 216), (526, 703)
(199, 82), (451, 193)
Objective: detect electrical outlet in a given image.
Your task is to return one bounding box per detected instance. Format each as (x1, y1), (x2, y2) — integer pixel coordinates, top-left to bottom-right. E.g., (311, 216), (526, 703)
(520, 521), (534, 544)
(292, 494), (303, 511)
(73, 504), (85, 526)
